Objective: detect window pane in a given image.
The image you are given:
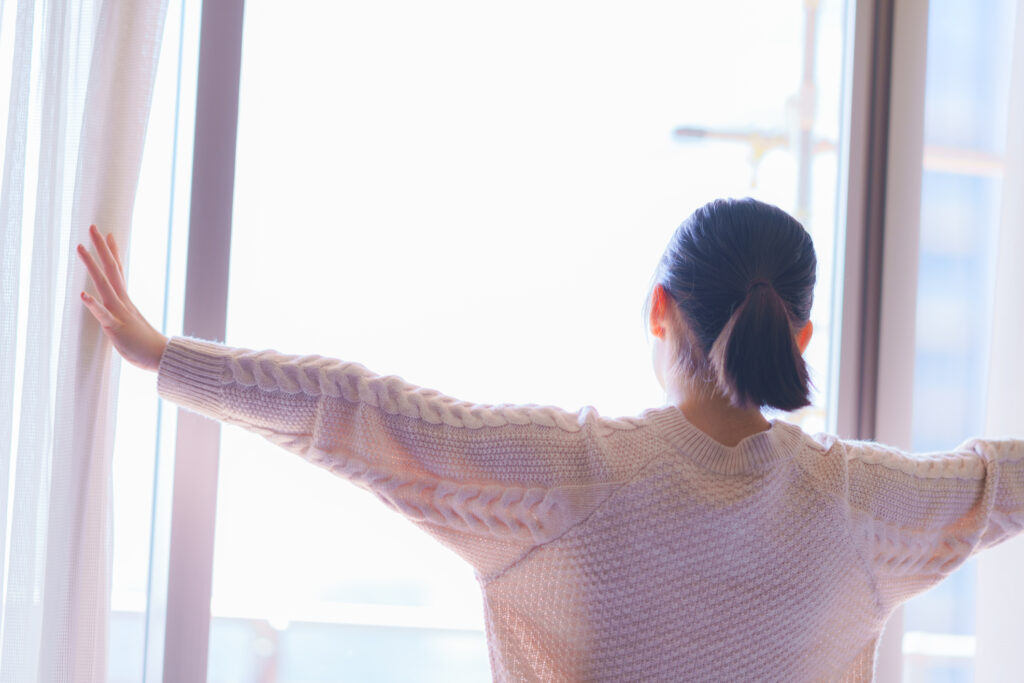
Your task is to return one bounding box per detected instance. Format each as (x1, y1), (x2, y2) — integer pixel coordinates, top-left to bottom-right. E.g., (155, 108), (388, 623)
(901, 0), (1018, 680)
(210, 1), (848, 679)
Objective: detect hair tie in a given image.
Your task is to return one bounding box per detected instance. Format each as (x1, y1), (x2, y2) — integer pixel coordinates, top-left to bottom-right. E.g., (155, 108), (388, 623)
(747, 278), (773, 294)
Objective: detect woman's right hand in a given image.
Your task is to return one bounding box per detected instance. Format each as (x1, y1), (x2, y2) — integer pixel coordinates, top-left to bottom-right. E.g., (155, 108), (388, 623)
(77, 225), (168, 372)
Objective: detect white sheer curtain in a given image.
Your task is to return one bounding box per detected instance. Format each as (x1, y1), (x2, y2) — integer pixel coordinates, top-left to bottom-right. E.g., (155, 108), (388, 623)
(975, 0), (1024, 677)
(0, 1), (167, 681)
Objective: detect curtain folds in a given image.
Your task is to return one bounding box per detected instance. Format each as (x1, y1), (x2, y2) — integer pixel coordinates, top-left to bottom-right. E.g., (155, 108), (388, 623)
(0, 1), (168, 681)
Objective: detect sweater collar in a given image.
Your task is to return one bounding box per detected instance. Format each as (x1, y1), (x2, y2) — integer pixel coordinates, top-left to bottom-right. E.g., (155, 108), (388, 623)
(644, 405), (804, 475)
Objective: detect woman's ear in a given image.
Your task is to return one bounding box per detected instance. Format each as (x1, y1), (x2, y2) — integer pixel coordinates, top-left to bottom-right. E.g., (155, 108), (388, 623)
(649, 284), (668, 339)
(796, 320), (813, 354)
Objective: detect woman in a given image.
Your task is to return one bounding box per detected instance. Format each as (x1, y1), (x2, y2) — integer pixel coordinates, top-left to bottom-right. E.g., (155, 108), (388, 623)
(78, 198), (1023, 681)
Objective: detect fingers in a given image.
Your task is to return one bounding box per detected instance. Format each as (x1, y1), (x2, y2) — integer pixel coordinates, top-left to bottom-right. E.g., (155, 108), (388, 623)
(77, 242), (123, 317)
(106, 232), (125, 276)
(80, 290), (118, 328)
(89, 225), (128, 298)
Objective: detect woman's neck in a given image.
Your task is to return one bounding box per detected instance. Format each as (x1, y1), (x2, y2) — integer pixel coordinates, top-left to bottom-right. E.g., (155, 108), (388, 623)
(665, 384), (771, 448)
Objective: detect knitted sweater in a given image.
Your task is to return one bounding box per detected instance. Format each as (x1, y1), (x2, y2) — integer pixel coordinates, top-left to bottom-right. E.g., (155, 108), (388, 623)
(156, 336), (1024, 682)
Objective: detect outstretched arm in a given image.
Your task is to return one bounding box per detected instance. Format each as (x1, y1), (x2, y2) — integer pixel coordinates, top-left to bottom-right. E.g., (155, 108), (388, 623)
(843, 438), (1024, 610)
(153, 336), (649, 573)
(78, 228), (651, 576)
(77, 224), (168, 371)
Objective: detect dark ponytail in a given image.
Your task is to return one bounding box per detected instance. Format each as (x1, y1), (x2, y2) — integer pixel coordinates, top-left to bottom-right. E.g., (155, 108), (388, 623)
(651, 198), (816, 411)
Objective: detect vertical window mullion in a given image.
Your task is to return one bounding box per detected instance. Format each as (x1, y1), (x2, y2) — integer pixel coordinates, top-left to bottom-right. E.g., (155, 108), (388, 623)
(831, 0), (893, 440)
(158, 2), (245, 681)
(835, 0), (930, 680)
(875, 0), (931, 680)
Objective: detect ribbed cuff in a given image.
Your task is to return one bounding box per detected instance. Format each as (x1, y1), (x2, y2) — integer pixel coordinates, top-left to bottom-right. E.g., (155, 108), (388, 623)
(156, 336), (232, 415)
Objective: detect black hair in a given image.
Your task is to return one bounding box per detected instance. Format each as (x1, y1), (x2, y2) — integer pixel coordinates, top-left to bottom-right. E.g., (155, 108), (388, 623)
(648, 198), (816, 411)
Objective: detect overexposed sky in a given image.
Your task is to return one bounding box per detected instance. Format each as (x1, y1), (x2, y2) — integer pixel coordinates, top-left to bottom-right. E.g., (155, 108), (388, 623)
(113, 0), (846, 674)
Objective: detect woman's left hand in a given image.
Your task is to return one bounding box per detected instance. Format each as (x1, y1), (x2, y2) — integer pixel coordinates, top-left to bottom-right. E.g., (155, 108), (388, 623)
(77, 225), (168, 372)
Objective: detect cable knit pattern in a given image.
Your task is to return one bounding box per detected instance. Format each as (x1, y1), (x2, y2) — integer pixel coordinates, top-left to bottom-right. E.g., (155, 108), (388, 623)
(844, 438), (1024, 608)
(224, 348), (645, 435)
(156, 336), (1024, 682)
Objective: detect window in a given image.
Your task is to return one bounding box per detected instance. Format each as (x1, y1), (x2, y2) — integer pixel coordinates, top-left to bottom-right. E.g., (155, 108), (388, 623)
(105, 1), (1023, 681)
(205, 1), (847, 679)
(900, 0), (1018, 679)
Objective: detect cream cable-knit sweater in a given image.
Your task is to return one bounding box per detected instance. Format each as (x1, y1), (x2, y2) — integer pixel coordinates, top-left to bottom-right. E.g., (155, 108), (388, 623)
(156, 336), (1024, 682)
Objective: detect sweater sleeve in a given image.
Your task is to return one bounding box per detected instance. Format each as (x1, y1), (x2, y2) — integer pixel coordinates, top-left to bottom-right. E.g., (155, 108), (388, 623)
(156, 336), (649, 575)
(843, 437), (1024, 610)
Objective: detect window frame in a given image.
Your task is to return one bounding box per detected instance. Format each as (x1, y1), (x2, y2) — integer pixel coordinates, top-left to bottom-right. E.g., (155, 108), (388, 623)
(145, 2), (243, 681)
